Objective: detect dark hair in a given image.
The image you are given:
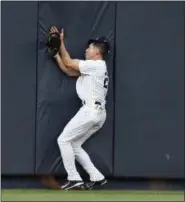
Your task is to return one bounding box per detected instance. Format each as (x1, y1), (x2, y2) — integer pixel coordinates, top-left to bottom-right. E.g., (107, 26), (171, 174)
(87, 37), (110, 58)
(92, 42), (108, 57)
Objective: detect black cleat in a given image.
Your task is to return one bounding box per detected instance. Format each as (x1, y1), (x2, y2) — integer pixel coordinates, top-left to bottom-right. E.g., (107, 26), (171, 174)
(85, 178), (107, 190)
(61, 180), (84, 190)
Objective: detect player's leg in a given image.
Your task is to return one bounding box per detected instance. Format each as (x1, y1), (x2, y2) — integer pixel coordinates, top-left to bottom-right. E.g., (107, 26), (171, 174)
(72, 127), (105, 182)
(57, 108), (85, 189)
(72, 110), (107, 189)
(57, 107), (98, 189)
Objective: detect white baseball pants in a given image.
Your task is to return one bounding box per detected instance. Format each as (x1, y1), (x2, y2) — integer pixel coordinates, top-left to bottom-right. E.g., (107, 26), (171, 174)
(57, 104), (106, 181)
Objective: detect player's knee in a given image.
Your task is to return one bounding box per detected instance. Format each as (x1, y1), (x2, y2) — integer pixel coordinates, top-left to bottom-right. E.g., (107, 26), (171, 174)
(57, 135), (67, 146)
(57, 136), (61, 145)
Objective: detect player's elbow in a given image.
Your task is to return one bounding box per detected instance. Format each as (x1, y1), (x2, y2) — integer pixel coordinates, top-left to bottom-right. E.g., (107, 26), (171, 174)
(66, 59), (80, 71)
(65, 61), (74, 69)
(66, 71), (80, 77)
(63, 57), (72, 67)
(66, 64), (73, 70)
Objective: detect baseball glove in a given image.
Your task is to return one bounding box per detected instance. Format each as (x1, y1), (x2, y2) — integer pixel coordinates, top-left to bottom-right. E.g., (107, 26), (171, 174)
(46, 32), (61, 57)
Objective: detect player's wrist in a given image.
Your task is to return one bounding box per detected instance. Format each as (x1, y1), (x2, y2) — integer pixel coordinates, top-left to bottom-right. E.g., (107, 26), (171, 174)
(53, 53), (59, 59)
(60, 38), (64, 43)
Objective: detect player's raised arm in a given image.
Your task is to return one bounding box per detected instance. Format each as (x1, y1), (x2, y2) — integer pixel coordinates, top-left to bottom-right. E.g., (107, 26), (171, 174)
(59, 29), (81, 71)
(49, 26), (80, 76)
(54, 53), (80, 77)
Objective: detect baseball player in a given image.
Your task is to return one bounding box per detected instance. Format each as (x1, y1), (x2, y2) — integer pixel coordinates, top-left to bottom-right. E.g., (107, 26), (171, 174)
(50, 27), (110, 190)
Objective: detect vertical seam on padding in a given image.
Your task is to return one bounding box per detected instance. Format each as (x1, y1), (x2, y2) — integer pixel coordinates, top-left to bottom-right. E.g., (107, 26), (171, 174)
(112, 1), (118, 177)
(34, 1), (40, 174)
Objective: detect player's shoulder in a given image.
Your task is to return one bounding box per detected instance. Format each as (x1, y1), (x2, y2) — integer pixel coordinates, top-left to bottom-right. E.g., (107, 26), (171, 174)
(87, 60), (107, 69)
(86, 59), (105, 64)
(81, 59), (107, 76)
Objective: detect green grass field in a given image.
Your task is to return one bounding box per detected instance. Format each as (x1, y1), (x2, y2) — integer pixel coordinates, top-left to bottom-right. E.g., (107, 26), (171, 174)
(1, 189), (184, 201)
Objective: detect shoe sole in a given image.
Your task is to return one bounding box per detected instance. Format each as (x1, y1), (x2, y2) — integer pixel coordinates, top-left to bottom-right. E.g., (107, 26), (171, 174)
(64, 182), (84, 190)
(101, 179), (107, 185)
(88, 179), (108, 190)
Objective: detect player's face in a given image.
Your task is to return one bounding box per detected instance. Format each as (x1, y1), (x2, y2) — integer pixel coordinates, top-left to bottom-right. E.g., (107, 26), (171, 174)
(85, 43), (99, 60)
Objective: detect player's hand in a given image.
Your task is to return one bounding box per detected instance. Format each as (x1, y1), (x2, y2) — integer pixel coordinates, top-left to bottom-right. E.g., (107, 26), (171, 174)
(50, 26), (59, 34)
(50, 26), (64, 41)
(60, 28), (64, 41)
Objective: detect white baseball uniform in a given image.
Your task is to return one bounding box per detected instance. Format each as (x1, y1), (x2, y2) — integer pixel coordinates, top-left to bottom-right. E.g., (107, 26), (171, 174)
(57, 59), (109, 181)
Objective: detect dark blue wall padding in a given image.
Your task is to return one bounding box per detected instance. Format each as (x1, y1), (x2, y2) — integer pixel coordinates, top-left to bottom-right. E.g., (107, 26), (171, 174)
(114, 2), (184, 178)
(35, 1), (115, 177)
(1, 2), (38, 174)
